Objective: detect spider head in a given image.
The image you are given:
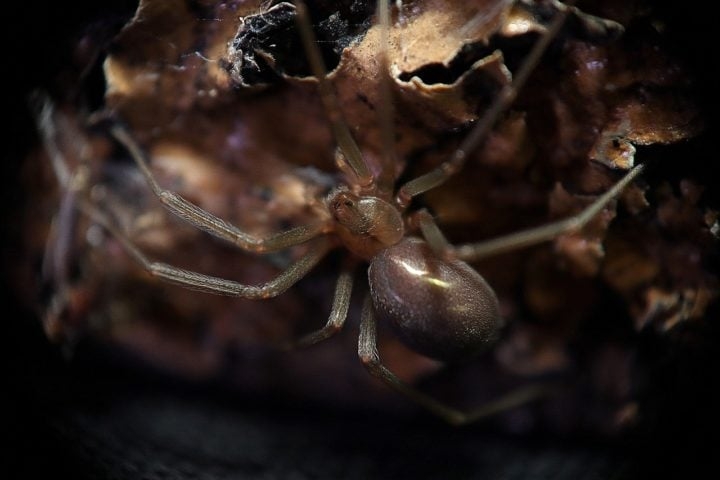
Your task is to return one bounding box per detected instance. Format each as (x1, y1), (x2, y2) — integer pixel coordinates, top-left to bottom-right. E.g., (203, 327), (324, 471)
(328, 187), (404, 260)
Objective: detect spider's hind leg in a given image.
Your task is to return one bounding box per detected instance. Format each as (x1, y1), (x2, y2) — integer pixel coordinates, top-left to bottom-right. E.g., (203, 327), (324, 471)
(357, 296), (554, 426)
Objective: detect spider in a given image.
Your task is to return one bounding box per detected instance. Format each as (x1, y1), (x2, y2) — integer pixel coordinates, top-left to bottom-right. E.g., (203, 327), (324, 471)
(53, 0), (645, 425)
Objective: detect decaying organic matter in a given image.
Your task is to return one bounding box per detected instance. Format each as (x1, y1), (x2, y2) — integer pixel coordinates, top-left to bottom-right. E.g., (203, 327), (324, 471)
(19, 0), (716, 432)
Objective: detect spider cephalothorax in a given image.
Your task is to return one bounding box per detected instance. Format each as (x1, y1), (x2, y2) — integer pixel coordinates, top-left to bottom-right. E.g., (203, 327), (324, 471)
(327, 187), (404, 259)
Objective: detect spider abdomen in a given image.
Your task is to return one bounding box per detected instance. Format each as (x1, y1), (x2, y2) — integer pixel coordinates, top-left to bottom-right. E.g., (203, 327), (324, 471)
(368, 237), (502, 361)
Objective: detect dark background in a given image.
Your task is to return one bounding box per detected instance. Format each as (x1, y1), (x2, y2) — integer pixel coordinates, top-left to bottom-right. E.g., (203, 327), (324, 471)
(3, 1), (718, 478)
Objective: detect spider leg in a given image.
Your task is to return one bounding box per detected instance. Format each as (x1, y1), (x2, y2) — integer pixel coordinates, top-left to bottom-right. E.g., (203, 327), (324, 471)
(395, 4), (572, 207)
(374, 0), (398, 196)
(293, 1), (373, 188)
(409, 209), (451, 257)
(286, 263), (355, 349)
(358, 296), (554, 426)
(35, 94), (89, 285)
(111, 125), (327, 254)
(40, 184), (83, 337)
(77, 199), (332, 299)
(34, 94), (94, 338)
(453, 162), (646, 262)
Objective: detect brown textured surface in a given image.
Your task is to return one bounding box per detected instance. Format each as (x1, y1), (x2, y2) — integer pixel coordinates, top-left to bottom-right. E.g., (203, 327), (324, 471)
(5, 1), (720, 479)
(11, 0), (719, 445)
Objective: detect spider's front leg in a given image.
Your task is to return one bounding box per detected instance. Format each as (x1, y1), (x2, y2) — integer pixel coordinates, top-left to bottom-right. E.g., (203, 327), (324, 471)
(110, 125), (328, 254)
(394, 3), (573, 208)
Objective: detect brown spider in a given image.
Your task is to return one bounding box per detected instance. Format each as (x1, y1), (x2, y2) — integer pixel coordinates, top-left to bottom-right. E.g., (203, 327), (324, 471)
(54, 0), (645, 425)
